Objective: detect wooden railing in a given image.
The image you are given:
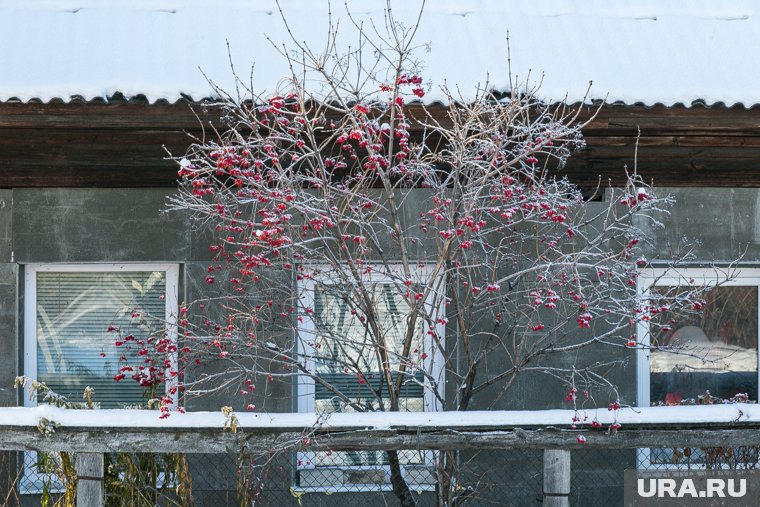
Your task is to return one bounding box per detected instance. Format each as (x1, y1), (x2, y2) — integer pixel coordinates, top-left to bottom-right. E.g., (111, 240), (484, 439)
(2, 404), (759, 506)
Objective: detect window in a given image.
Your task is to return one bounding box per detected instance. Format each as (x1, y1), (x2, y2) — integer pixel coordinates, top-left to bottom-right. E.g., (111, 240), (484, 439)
(21, 264), (179, 493)
(637, 267), (760, 468)
(296, 265), (444, 490)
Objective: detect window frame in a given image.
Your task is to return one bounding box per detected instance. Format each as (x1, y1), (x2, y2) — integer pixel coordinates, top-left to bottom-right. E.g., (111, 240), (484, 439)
(295, 263), (444, 492)
(21, 263), (180, 494)
(636, 266), (760, 469)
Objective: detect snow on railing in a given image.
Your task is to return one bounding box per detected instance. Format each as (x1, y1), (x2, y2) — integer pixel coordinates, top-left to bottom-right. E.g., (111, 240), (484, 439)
(4, 405), (759, 507)
(0, 404), (757, 455)
(3, 403), (760, 431)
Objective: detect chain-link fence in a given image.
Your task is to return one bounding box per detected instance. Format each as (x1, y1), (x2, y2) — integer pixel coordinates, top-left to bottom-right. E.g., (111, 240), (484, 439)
(0, 447), (653, 506)
(8, 449), (541, 506)
(5, 445), (760, 505)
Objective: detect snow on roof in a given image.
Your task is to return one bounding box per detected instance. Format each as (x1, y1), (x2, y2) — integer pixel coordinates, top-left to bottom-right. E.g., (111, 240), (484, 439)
(1, 0), (759, 106)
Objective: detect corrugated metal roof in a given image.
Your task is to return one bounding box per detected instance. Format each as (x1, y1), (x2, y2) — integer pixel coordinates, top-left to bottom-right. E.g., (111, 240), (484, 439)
(1, 0), (759, 106)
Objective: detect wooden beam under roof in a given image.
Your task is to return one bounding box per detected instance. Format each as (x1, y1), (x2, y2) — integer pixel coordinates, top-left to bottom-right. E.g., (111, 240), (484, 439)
(0, 100), (759, 188)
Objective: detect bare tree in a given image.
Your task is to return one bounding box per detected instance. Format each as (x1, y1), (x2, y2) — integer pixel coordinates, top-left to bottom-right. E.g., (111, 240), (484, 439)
(111, 3), (721, 505)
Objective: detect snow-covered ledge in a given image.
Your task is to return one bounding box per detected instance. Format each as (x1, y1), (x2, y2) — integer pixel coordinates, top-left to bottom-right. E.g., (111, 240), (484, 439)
(0, 404), (758, 430)
(0, 405), (758, 454)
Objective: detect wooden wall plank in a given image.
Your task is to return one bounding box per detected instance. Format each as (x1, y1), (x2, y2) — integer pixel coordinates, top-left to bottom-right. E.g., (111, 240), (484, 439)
(1, 101), (760, 188)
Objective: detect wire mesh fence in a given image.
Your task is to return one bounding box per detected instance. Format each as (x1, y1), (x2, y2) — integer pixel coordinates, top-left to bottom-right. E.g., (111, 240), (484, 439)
(3, 446), (758, 506)
(6, 448), (539, 506)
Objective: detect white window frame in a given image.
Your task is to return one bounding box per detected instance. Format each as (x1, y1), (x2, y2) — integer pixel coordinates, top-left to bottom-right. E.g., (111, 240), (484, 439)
(21, 263), (180, 494)
(295, 263), (444, 492)
(637, 266), (760, 469)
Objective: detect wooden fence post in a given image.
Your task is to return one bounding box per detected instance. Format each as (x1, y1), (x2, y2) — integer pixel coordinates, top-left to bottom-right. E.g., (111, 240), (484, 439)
(543, 449), (570, 507)
(76, 453), (104, 507)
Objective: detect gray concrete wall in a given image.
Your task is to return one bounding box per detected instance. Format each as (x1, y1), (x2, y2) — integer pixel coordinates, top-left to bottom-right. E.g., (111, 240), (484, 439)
(0, 190), (11, 263)
(0, 264), (16, 408)
(0, 190), (14, 408)
(0, 185), (753, 505)
(6, 188), (210, 411)
(5, 187), (292, 415)
(5, 186), (751, 412)
(12, 188), (188, 263)
(182, 261), (293, 413)
(635, 187), (760, 262)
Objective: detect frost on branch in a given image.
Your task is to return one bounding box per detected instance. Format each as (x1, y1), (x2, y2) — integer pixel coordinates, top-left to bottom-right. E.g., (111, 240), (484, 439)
(161, 3), (720, 505)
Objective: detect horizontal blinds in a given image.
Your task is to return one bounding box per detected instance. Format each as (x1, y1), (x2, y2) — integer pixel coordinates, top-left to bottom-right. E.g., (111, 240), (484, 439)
(36, 271), (167, 408)
(314, 372), (424, 400)
(43, 376), (147, 408)
(314, 283), (421, 371)
(313, 283), (424, 407)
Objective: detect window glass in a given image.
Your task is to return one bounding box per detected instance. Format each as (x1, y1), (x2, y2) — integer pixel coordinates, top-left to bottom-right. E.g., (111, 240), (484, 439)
(642, 279), (759, 468)
(309, 283), (424, 469)
(313, 283), (424, 413)
(649, 286), (758, 405)
(36, 271), (168, 407)
(22, 267), (176, 495)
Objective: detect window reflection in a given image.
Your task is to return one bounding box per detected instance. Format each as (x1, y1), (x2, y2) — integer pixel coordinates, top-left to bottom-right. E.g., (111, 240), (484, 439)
(650, 286), (758, 405)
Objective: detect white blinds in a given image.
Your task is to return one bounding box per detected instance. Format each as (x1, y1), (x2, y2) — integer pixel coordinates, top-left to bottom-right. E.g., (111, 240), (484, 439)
(310, 283), (425, 467)
(312, 283), (424, 406)
(314, 283), (416, 373)
(36, 271), (167, 408)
